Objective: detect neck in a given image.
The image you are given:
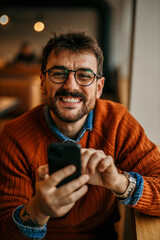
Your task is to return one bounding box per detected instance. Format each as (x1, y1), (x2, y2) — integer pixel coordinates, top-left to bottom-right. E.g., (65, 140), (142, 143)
(50, 110), (88, 139)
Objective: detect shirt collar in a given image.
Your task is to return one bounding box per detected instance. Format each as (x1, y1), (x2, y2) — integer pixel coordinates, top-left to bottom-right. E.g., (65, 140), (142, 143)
(44, 104), (93, 143)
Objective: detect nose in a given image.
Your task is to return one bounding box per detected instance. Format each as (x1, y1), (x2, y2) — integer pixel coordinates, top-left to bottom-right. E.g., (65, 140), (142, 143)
(63, 71), (79, 90)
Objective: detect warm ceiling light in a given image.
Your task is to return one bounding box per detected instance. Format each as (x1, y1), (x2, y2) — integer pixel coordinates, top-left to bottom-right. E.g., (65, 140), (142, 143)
(34, 21), (45, 32)
(0, 15), (9, 25)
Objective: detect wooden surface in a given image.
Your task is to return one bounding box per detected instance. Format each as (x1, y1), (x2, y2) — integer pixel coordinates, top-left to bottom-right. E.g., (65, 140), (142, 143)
(133, 210), (160, 240)
(0, 75), (43, 114)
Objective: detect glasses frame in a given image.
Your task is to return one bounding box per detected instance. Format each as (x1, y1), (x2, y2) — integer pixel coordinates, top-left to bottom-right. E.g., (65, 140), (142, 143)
(43, 66), (101, 87)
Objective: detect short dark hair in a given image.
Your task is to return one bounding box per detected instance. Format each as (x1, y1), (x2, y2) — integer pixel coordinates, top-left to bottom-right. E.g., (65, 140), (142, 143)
(41, 32), (104, 77)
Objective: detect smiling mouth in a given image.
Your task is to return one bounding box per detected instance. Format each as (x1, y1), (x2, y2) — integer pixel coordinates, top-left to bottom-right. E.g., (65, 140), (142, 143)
(55, 89), (86, 104)
(60, 96), (82, 103)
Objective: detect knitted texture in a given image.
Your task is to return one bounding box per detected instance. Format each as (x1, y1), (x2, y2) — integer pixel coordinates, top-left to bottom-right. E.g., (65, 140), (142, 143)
(0, 99), (160, 240)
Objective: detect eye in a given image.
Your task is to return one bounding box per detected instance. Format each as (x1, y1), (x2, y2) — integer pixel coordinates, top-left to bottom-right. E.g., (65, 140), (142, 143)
(50, 70), (67, 79)
(80, 74), (91, 79)
(77, 70), (93, 80)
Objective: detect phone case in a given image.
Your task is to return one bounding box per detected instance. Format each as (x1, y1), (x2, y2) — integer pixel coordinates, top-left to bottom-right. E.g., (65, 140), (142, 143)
(47, 143), (81, 187)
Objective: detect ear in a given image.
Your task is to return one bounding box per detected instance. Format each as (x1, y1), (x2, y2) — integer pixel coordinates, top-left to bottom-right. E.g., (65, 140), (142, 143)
(96, 77), (105, 99)
(40, 73), (46, 95)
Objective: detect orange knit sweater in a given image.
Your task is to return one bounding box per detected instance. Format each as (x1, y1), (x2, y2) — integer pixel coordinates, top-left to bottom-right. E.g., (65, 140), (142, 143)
(0, 99), (160, 240)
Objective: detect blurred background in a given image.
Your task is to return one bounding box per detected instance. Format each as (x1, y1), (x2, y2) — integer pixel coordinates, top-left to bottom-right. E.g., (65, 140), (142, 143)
(0, 0), (160, 238)
(0, 0), (133, 122)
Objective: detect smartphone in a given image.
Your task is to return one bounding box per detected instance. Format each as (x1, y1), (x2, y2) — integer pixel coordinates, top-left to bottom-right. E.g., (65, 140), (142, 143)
(47, 142), (81, 187)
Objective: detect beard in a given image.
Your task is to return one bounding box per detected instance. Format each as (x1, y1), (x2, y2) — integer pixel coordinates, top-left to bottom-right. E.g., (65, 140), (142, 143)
(47, 89), (96, 123)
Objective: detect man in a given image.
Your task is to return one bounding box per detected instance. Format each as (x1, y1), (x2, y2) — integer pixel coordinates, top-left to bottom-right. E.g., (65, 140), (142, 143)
(0, 32), (160, 240)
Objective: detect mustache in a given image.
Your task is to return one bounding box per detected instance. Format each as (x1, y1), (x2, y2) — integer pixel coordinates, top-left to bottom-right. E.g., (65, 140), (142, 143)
(54, 89), (87, 101)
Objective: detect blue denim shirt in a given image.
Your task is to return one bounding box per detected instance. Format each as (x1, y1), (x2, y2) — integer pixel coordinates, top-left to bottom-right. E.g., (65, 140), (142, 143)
(44, 105), (93, 143)
(12, 104), (144, 239)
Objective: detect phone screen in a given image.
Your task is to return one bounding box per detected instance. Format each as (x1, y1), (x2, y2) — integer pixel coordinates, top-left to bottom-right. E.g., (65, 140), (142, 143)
(47, 143), (81, 187)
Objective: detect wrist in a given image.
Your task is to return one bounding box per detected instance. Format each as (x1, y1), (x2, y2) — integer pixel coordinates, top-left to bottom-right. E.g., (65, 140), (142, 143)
(112, 172), (137, 198)
(111, 173), (129, 194)
(30, 196), (50, 225)
(20, 197), (49, 227)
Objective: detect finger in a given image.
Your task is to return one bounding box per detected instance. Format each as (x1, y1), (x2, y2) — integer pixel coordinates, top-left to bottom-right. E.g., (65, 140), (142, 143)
(59, 184), (88, 206)
(98, 156), (113, 172)
(45, 165), (76, 190)
(57, 174), (89, 199)
(82, 150), (106, 174)
(37, 165), (49, 181)
(81, 148), (89, 153)
(81, 148), (95, 174)
(87, 152), (104, 174)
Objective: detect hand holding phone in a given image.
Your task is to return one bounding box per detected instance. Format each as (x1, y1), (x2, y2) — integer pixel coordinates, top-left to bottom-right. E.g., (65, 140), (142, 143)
(47, 143), (81, 187)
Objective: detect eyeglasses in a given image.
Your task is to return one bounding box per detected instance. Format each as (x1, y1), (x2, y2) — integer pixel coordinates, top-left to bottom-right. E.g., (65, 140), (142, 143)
(43, 66), (101, 86)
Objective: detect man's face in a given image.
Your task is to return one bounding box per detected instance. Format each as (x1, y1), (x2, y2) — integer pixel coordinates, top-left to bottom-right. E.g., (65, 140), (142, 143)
(40, 49), (104, 124)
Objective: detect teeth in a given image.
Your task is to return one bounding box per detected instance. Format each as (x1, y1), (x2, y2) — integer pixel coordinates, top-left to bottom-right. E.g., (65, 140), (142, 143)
(62, 97), (81, 103)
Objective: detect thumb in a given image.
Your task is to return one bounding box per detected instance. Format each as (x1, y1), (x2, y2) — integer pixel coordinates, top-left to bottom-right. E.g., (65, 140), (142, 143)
(37, 164), (49, 181)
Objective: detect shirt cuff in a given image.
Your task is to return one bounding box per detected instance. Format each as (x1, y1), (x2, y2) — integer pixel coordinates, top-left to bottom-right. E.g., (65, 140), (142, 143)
(12, 205), (47, 240)
(118, 172), (144, 206)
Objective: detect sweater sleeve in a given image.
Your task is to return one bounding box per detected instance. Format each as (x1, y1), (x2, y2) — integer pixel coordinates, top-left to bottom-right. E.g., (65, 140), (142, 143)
(115, 109), (160, 216)
(0, 125), (36, 240)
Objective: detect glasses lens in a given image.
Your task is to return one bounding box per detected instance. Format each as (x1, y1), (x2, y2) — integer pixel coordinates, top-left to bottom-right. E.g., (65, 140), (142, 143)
(76, 69), (94, 86)
(49, 68), (68, 83)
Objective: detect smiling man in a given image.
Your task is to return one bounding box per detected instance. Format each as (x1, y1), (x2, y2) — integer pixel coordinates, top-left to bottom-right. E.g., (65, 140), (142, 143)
(0, 32), (160, 240)
(40, 47), (104, 138)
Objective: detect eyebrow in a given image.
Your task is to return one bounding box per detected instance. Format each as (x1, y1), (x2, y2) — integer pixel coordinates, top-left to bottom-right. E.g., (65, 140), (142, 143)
(48, 65), (94, 72)
(47, 65), (66, 71)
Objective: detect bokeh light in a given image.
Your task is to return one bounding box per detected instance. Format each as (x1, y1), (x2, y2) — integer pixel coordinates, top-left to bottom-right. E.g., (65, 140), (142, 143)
(0, 15), (9, 25)
(34, 21), (45, 32)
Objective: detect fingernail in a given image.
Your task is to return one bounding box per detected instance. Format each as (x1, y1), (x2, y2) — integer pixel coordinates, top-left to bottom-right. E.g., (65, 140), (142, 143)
(99, 164), (104, 171)
(69, 165), (76, 172)
(82, 185), (88, 191)
(82, 174), (89, 181)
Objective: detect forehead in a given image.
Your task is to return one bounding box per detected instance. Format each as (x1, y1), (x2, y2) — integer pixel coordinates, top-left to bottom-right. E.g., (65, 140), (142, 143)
(46, 49), (98, 71)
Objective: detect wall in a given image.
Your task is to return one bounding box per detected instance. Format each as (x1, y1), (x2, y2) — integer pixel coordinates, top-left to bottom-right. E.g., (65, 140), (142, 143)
(130, 0), (160, 144)
(107, 0), (132, 107)
(108, 0), (132, 78)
